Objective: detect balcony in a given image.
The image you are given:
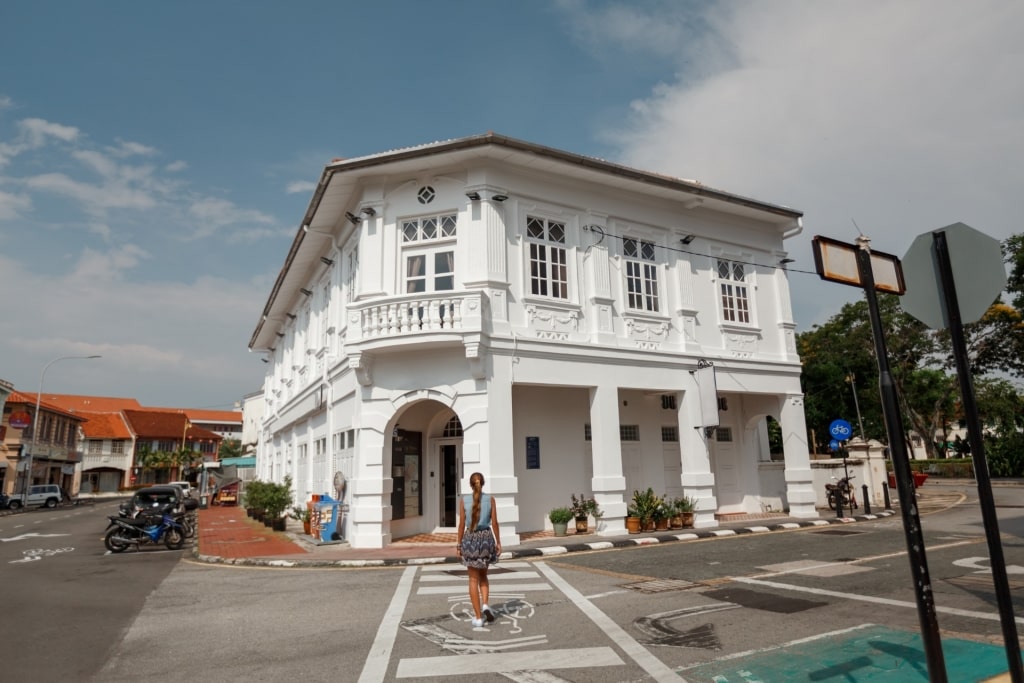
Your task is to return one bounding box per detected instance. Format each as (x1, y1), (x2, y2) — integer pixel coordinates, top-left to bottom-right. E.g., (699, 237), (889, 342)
(344, 290), (485, 384)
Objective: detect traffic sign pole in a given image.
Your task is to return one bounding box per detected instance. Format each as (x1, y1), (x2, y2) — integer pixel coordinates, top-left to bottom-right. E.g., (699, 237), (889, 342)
(934, 231), (1023, 682)
(856, 239), (947, 682)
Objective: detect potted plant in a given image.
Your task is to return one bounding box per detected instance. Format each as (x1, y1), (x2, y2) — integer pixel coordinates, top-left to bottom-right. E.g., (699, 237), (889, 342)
(625, 505), (641, 534)
(548, 506), (574, 537)
(290, 504), (313, 535)
(243, 480), (267, 521)
(569, 493), (602, 534)
(652, 500), (670, 530)
(631, 488), (660, 531)
(264, 476), (294, 532)
(674, 495), (697, 528)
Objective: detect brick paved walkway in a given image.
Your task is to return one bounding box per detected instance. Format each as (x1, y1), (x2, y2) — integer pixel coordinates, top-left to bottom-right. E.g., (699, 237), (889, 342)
(198, 505), (308, 558)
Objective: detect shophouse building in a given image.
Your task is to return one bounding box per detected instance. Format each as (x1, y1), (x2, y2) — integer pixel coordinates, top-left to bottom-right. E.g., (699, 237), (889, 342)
(249, 133), (814, 549)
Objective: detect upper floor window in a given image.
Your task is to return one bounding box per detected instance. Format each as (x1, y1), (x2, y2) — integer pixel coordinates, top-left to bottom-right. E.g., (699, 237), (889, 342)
(623, 238), (659, 312)
(402, 214), (457, 243)
(406, 251), (454, 293)
(88, 440), (102, 454)
(526, 216), (568, 299)
(112, 440), (125, 454)
(717, 259), (750, 324)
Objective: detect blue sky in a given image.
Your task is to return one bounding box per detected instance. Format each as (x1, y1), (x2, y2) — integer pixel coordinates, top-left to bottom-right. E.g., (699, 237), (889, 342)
(2, 1), (1022, 408)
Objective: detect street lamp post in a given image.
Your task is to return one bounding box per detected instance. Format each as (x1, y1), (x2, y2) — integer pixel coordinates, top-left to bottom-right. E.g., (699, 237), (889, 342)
(22, 355), (101, 502)
(845, 372), (866, 441)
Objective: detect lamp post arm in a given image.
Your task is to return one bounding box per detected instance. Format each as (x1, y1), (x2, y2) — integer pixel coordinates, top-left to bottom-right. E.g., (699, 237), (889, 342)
(22, 355), (101, 499)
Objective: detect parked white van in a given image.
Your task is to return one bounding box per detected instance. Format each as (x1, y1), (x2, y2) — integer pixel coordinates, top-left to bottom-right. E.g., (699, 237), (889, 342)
(168, 481), (192, 497)
(8, 484), (63, 510)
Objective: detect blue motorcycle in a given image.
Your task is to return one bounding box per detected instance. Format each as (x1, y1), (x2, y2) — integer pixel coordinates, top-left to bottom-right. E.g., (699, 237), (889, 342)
(104, 504), (186, 552)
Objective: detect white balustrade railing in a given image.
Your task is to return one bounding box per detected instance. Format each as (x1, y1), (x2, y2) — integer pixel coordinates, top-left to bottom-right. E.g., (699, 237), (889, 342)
(346, 291), (482, 343)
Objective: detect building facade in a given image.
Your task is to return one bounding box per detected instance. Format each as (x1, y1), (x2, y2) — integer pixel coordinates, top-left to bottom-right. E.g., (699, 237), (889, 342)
(249, 133), (815, 549)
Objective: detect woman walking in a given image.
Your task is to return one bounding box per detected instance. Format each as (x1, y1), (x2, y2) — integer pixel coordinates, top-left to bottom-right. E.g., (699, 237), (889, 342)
(456, 471), (501, 627)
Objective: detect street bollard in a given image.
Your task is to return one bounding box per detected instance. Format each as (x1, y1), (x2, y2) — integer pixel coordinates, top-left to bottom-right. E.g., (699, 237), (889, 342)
(836, 491), (844, 519)
(862, 484), (871, 515)
(882, 482), (892, 510)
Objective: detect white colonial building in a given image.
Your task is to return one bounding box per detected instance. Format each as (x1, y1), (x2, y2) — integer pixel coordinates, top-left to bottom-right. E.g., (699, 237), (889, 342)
(249, 133), (815, 549)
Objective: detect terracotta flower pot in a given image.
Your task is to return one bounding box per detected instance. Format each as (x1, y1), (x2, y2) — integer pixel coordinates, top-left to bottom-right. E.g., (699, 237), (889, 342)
(655, 518), (669, 531)
(575, 517), (589, 534)
(626, 516), (641, 534)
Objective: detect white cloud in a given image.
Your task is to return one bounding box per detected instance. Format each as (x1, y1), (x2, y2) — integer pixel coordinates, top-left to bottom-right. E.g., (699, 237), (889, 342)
(70, 244), (150, 281)
(0, 95), (12, 111)
(18, 117), (79, 146)
(24, 171), (157, 215)
(0, 251), (268, 405)
(188, 196), (276, 238)
(592, 0), (1024, 328)
(0, 188), (31, 220)
(109, 139), (158, 157)
(166, 160), (187, 172)
(286, 180), (317, 194)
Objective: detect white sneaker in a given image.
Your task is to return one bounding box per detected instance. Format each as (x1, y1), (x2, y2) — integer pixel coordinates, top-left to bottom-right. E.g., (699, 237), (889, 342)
(471, 617), (484, 628)
(482, 604), (495, 623)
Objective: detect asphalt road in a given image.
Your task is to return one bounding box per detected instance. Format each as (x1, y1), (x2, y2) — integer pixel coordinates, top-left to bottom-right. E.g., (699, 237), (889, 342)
(0, 499), (183, 680)
(3, 481), (1022, 682)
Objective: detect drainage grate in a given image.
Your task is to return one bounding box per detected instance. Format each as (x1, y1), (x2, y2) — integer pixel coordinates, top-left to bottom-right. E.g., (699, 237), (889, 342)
(622, 578), (701, 593)
(814, 528), (865, 536)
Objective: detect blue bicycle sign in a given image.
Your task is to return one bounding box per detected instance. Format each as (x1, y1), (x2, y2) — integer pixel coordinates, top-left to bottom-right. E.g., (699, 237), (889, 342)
(829, 419), (853, 441)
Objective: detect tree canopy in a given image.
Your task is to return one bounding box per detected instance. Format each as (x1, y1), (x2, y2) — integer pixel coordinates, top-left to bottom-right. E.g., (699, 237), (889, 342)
(797, 234), (1024, 458)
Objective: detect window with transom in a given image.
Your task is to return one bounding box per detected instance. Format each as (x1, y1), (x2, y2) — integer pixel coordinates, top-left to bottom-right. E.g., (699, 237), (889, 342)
(401, 214), (457, 243)
(717, 259), (750, 323)
(623, 237), (659, 312)
(526, 216), (568, 299)
(402, 214), (457, 294)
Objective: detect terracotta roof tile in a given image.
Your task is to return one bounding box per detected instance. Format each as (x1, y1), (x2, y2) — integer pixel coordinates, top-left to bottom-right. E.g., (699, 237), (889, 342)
(122, 410), (223, 441)
(38, 394), (143, 413)
(6, 391), (87, 421)
(78, 412), (133, 439)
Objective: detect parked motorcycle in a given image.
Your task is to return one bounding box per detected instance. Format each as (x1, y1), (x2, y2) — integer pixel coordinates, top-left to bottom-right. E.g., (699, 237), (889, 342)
(104, 504), (186, 552)
(825, 475), (858, 512)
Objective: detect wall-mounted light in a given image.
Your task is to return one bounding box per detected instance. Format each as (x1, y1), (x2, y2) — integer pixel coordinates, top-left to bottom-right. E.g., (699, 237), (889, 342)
(269, 347), (276, 352)
(345, 211), (361, 224)
(276, 332), (285, 338)
(360, 207), (376, 216)
(778, 258), (795, 267)
(680, 234), (696, 245)
(299, 288), (313, 296)
(286, 313), (296, 320)
(491, 194), (509, 202)
(465, 191), (481, 201)
(260, 358), (269, 364)
(320, 256), (335, 266)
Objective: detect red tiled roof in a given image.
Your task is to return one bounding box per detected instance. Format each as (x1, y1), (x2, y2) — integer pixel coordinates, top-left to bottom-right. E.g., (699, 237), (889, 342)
(78, 412), (133, 439)
(6, 391), (87, 421)
(122, 410), (223, 441)
(38, 394), (143, 413)
(146, 407), (242, 423)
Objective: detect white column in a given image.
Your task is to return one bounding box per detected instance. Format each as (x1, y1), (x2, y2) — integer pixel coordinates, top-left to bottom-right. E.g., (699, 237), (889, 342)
(346, 402), (392, 548)
(462, 356), (520, 546)
(781, 393), (817, 518)
(679, 382), (717, 528)
(588, 385), (627, 536)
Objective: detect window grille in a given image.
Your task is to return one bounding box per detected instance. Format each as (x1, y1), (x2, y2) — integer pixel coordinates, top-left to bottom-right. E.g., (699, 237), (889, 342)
(620, 425), (640, 441)
(526, 216), (568, 299)
(718, 259), (750, 323)
(661, 426), (678, 442)
(442, 416), (463, 437)
(624, 238), (659, 312)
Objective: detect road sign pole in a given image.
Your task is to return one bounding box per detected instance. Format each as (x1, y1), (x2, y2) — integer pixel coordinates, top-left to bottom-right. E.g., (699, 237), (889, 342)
(933, 231), (1023, 682)
(856, 240), (948, 682)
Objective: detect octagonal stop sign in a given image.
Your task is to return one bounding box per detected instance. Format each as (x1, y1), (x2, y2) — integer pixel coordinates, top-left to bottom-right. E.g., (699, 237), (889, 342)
(901, 222), (1006, 329)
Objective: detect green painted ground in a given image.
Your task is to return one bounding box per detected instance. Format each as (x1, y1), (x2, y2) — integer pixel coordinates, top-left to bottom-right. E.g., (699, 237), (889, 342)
(680, 624), (1014, 682)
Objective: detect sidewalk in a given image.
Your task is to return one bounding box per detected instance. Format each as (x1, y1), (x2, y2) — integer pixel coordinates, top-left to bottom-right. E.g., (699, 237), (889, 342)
(193, 504), (899, 568)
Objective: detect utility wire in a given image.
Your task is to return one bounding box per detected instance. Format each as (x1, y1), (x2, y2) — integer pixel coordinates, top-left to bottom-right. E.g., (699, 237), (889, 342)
(582, 225), (819, 276)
